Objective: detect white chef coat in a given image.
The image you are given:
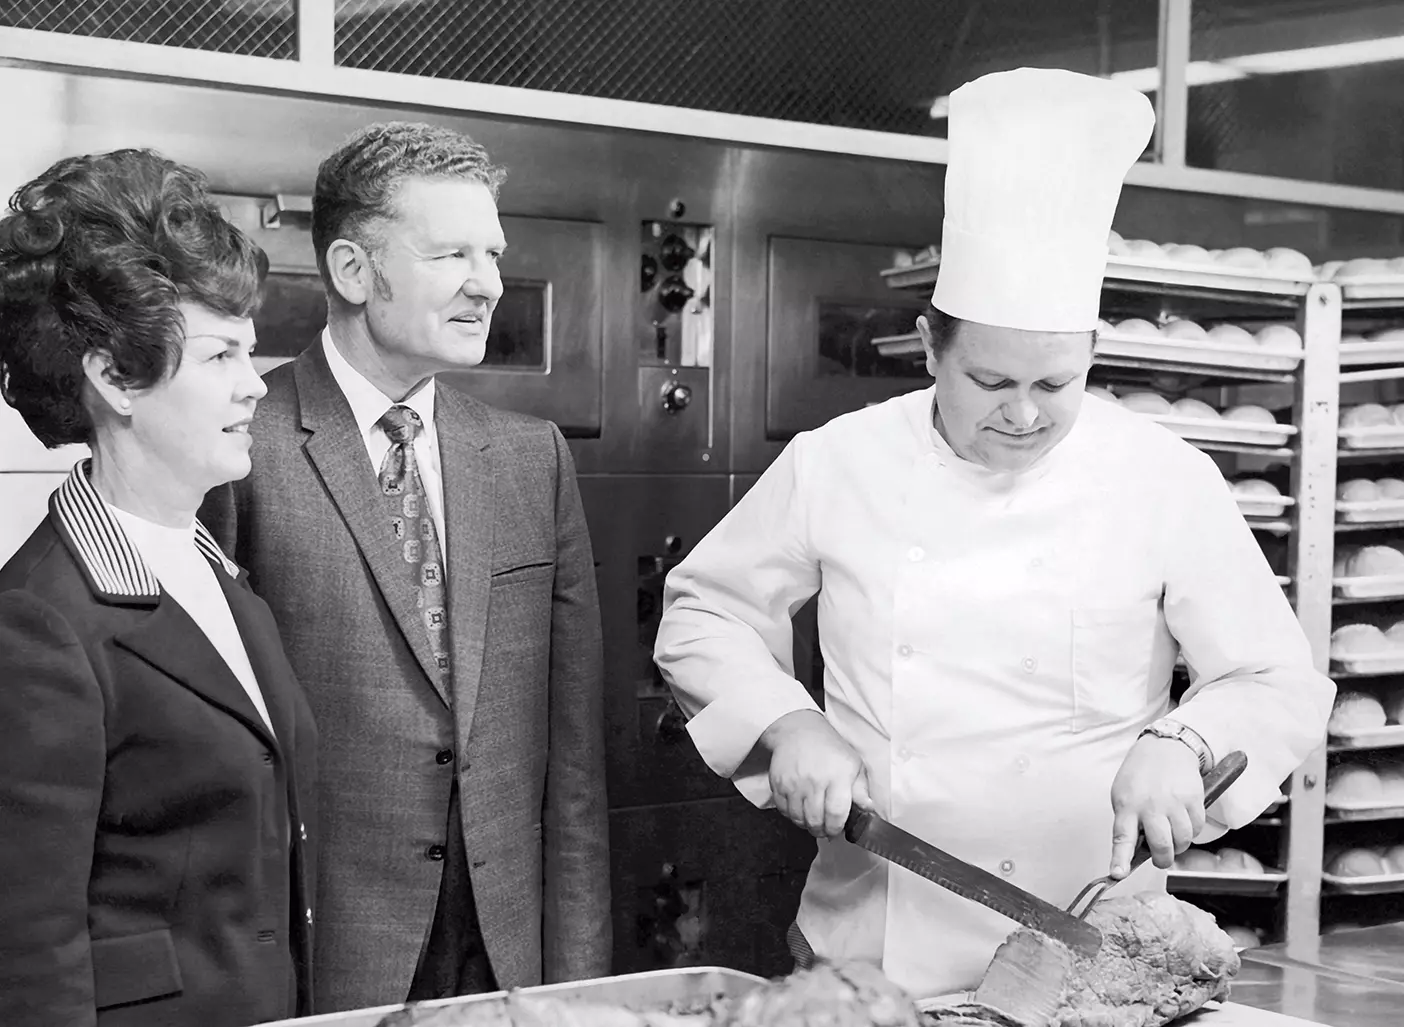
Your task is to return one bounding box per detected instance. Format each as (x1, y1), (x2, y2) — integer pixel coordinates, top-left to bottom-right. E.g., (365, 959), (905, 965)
(321, 328), (447, 562)
(654, 388), (1334, 999)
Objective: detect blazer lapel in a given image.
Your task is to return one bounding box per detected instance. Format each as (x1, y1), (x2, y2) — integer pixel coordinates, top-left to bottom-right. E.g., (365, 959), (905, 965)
(215, 570), (299, 751)
(437, 385), (493, 740)
(114, 597), (279, 751)
(294, 343), (450, 706)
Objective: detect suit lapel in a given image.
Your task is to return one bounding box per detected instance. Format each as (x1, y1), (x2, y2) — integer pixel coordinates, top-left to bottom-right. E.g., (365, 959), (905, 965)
(215, 570), (299, 750)
(114, 596), (279, 751)
(294, 344), (448, 706)
(436, 386), (493, 741)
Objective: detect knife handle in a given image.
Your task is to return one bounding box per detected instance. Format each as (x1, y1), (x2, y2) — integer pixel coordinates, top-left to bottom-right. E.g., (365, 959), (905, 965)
(845, 807), (874, 844)
(1126, 749), (1248, 874)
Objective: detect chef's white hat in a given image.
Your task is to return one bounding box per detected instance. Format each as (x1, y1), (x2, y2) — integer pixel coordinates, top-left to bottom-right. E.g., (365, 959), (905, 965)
(931, 67), (1155, 333)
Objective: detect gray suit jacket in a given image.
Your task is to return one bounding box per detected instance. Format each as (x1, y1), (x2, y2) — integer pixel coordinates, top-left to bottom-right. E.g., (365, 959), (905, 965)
(200, 341), (610, 1012)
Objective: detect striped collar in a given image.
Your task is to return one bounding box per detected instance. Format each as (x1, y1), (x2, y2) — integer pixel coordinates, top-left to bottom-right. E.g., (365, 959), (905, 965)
(51, 460), (240, 605)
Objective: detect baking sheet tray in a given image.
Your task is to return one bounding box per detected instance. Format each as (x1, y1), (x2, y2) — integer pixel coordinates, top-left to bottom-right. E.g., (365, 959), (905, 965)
(1321, 872), (1404, 896)
(1337, 499), (1404, 523)
(260, 967), (768, 1027)
(1333, 575), (1404, 599)
(1167, 869), (1288, 896)
(1329, 724), (1404, 749)
(1104, 256), (1315, 297)
(871, 332), (923, 359)
(1340, 425), (1404, 449)
(1323, 798), (1404, 820)
(1341, 340), (1404, 366)
(1148, 414), (1297, 448)
(880, 260), (940, 290)
(1338, 277), (1404, 304)
(1331, 650), (1404, 675)
(1236, 495), (1294, 519)
(1096, 331), (1302, 372)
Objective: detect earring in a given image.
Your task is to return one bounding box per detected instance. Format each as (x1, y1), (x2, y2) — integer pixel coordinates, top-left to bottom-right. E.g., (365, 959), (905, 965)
(118, 399), (132, 414)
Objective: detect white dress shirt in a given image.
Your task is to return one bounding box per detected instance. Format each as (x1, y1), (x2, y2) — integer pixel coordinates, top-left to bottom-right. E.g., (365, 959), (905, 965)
(321, 328), (447, 564)
(107, 504), (276, 735)
(655, 388), (1334, 999)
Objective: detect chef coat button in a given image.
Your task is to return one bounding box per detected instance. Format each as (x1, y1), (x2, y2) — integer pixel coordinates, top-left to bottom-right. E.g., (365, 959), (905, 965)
(897, 644), (912, 658)
(1000, 860), (1015, 875)
(425, 844), (446, 861)
(907, 546), (925, 562)
(1029, 557), (1043, 569)
(436, 748), (454, 764)
(1015, 755), (1030, 774)
(897, 747), (913, 762)
(1022, 657), (1037, 673)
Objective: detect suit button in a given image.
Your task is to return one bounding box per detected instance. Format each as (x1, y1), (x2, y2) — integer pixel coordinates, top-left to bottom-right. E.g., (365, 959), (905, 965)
(436, 749), (454, 765)
(426, 844), (446, 861)
(299, 822), (308, 842)
(305, 908), (313, 925)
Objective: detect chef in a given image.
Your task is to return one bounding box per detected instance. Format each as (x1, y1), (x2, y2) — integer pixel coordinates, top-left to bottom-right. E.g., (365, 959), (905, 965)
(653, 67), (1334, 999)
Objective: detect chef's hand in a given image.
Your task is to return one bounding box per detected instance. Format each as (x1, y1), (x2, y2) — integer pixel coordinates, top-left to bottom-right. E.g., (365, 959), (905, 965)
(759, 710), (873, 839)
(1108, 735), (1206, 878)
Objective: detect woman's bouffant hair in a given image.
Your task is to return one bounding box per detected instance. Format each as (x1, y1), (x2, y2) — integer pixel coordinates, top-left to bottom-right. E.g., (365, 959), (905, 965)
(0, 148), (267, 447)
(311, 120), (507, 293)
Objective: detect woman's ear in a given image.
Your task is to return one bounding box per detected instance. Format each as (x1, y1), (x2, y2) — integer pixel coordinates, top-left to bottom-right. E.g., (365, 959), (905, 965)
(81, 350), (135, 417)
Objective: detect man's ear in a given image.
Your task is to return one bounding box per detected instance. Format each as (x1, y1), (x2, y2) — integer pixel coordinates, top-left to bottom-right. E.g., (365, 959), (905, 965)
(81, 350), (135, 418)
(326, 238), (373, 306)
(916, 314), (938, 379)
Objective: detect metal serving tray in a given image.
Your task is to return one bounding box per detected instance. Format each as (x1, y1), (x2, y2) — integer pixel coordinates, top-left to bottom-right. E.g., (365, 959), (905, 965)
(1329, 724), (1404, 750)
(1340, 425), (1404, 450)
(1096, 331), (1302, 373)
(1321, 872), (1404, 896)
(1167, 869), (1289, 896)
(261, 967), (768, 1027)
(1338, 499), (1404, 524)
(1148, 414), (1297, 448)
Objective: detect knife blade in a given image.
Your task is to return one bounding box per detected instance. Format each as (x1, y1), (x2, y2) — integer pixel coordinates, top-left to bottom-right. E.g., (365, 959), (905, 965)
(844, 809), (1104, 958)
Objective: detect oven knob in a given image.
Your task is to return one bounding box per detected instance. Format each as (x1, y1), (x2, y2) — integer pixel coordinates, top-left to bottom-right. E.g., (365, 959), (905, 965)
(641, 253), (658, 292)
(658, 276), (695, 313)
(661, 381), (693, 414)
(659, 234), (696, 272)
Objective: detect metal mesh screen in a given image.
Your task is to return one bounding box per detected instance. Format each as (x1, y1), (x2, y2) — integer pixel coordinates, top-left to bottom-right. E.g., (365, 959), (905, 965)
(335, 0), (1160, 137)
(0, 0), (295, 58)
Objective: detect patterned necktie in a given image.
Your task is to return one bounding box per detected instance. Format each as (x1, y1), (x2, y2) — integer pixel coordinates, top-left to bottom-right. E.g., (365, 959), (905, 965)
(377, 405), (452, 693)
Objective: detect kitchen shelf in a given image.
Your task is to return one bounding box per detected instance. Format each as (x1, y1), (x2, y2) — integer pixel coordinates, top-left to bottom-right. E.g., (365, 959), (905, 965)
(1328, 725), (1404, 752)
(1321, 872), (1404, 895)
(1167, 869), (1288, 896)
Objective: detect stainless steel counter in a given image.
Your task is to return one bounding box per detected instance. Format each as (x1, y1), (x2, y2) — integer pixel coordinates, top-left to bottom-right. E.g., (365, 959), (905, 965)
(1235, 935), (1404, 1027)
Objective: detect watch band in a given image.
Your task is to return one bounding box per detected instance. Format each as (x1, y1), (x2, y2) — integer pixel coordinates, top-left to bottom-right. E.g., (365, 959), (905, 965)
(1141, 717), (1214, 775)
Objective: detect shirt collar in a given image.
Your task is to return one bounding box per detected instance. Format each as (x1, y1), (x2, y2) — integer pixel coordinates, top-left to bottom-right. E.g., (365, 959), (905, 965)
(50, 459), (239, 605)
(321, 327), (436, 438)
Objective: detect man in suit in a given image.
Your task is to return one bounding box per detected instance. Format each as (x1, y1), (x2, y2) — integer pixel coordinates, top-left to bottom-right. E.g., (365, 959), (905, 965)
(201, 121), (611, 1013)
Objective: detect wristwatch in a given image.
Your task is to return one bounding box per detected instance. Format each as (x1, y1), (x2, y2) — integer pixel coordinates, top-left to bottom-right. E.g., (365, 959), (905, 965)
(1140, 717), (1214, 775)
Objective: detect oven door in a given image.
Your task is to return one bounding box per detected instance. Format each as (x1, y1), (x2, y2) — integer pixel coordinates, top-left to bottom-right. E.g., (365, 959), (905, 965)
(766, 236), (930, 440)
(224, 197), (604, 438)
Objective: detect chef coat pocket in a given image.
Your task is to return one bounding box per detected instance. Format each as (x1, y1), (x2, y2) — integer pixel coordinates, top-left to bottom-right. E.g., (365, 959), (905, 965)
(1071, 601), (1161, 729)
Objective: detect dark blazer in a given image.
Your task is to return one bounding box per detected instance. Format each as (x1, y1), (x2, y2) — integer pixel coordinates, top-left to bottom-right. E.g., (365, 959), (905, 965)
(199, 339), (610, 1013)
(0, 462), (317, 1027)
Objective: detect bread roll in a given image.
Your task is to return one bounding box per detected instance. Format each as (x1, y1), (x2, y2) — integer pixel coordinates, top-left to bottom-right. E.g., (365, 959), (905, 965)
(1107, 230), (1128, 256)
(1367, 328), (1404, 343)
(1216, 247), (1267, 270)
(1114, 317), (1160, 338)
(1327, 847), (1387, 876)
(1342, 403), (1394, 429)
(1121, 391), (1173, 415)
(1337, 257), (1388, 279)
(1383, 844), (1404, 874)
(1085, 385), (1118, 404)
(1254, 324), (1302, 351)
(1339, 479), (1381, 502)
(1164, 243), (1212, 265)
(1172, 397), (1220, 420)
(1234, 479), (1281, 497)
(1378, 766), (1404, 802)
(1264, 247), (1313, 274)
(1097, 318), (1116, 335)
(1334, 547), (1357, 577)
(1384, 689), (1404, 724)
(1123, 239), (1162, 258)
(1206, 324), (1255, 347)
(1347, 544), (1404, 577)
(1215, 848), (1266, 875)
(1224, 925), (1261, 950)
(1331, 623), (1388, 656)
(1386, 621), (1404, 648)
(1222, 405), (1276, 425)
(1329, 692), (1388, 733)
(1319, 260), (1346, 279)
(1162, 319), (1208, 341)
(1174, 848), (1219, 872)
(1390, 403), (1404, 426)
(1326, 765), (1384, 804)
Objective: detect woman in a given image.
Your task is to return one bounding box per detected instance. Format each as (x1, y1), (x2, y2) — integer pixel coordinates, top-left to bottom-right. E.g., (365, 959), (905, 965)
(0, 149), (317, 1026)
